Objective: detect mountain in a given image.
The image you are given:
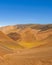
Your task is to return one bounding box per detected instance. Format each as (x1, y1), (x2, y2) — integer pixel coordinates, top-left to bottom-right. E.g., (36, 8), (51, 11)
(0, 24), (52, 48)
(0, 24), (52, 34)
(0, 31), (23, 51)
(1, 35), (52, 65)
(0, 24), (52, 65)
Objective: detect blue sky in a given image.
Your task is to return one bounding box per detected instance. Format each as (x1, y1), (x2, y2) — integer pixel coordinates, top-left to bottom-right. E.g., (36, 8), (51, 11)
(0, 0), (52, 26)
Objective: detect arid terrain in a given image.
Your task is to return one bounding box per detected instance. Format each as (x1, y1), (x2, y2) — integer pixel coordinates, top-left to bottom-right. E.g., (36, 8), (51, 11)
(0, 24), (52, 65)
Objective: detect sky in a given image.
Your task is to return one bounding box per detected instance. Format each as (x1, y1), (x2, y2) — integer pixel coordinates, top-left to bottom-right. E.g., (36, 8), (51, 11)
(0, 0), (52, 26)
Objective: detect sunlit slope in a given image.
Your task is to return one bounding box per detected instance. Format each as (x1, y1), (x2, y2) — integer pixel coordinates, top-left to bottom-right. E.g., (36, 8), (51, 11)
(19, 35), (52, 48)
(6, 28), (52, 48)
(0, 24), (52, 34)
(18, 29), (52, 48)
(0, 45), (13, 56)
(1, 36), (52, 65)
(0, 31), (23, 50)
(0, 24), (52, 48)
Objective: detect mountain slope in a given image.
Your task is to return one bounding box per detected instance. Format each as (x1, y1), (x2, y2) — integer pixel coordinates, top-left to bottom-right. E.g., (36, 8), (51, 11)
(1, 35), (52, 65)
(0, 24), (52, 34)
(0, 45), (13, 56)
(0, 31), (23, 50)
(0, 24), (52, 65)
(0, 24), (52, 48)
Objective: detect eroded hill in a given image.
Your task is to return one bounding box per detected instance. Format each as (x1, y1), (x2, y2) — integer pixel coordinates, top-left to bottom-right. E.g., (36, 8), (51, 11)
(0, 31), (23, 56)
(0, 24), (52, 65)
(0, 24), (52, 48)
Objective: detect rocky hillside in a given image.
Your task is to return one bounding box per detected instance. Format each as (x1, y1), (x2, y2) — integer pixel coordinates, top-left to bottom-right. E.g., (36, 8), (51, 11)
(0, 24), (52, 65)
(0, 24), (52, 48)
(0, 24), (52, 41)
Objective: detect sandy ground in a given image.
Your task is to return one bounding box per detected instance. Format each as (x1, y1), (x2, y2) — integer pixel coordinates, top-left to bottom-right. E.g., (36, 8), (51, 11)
(0, 44), (52, 65)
